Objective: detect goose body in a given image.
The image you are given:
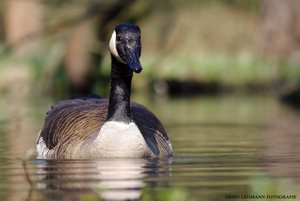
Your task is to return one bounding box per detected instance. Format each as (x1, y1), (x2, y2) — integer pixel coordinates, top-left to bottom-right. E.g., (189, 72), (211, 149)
(36, 24), (172, 159)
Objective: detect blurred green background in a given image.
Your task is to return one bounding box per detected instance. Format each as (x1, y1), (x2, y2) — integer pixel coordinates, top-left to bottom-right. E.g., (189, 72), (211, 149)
(0, 0), (300, 103)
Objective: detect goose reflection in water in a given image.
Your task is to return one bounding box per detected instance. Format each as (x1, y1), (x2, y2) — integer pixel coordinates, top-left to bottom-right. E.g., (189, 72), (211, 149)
(29, 158), (171, 201)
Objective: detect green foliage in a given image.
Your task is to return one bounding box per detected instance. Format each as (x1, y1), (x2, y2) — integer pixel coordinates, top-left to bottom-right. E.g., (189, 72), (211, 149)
(142, 53), (298, 90)
(0, 0), (299, 96)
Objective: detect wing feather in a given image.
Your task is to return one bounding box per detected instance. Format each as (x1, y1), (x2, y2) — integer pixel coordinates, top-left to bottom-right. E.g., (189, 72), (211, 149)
(131, 103), (172, 157)
(40, 98), (108, 149)
(39, 99), (172, 157)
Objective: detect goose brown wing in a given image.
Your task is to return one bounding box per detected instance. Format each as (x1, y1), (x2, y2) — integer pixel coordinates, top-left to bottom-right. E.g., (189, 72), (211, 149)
(40, 98), (108, 149)
(131, 103), (172, 157)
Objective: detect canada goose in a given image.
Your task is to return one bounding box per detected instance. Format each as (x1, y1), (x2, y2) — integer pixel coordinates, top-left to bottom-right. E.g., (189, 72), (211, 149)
(36, 23), (172, 159)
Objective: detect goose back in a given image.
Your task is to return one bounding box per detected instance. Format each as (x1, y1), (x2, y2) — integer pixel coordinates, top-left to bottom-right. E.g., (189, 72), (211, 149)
(38, 98), (172, 158)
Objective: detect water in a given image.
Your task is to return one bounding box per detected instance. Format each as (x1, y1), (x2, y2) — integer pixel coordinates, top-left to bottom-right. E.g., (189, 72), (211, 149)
(0, 94), (300, 201)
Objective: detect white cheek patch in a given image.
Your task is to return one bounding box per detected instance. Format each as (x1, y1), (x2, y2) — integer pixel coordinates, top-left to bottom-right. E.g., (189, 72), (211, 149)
(109, 31), (126, 64)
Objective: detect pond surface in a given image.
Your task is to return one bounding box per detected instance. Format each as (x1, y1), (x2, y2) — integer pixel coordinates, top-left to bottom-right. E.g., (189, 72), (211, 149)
(0, 94), (300, 201)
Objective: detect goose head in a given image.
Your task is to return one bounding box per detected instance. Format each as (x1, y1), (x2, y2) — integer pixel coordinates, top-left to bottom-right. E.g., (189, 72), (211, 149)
(109, 23), (142, 73)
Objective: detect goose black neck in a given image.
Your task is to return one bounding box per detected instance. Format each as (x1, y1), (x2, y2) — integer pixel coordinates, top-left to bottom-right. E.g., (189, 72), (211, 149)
(106, 55), (133, 123)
